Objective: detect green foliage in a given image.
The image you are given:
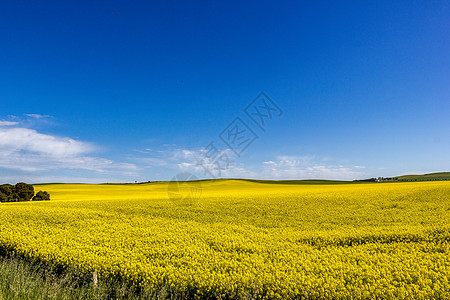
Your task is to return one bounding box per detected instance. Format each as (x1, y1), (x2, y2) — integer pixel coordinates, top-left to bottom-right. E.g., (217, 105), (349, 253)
(0, 184), (13, 196)
(14, 182), (35, 201)
(0, 192), (9, 203)
(0, 183), (51, 203)
(0, 184), (14, 202)
(32, 191), (50, 201)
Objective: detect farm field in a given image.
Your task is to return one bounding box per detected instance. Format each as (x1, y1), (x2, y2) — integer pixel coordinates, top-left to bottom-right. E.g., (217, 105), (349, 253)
(0, 180), (449, 299)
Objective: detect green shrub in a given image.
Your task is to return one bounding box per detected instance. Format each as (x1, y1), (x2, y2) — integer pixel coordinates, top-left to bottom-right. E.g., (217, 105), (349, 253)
(14, 182), (34, 201)
(0, 183), (50, 203)
(0, 192), (8, 202)
(0, 184), (15, 202)
(32, 191), (50, 201)
(0, 184), (13, 196)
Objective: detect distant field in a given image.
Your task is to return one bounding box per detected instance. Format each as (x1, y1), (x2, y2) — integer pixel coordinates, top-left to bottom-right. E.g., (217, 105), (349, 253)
(397, 172), (450, 181)
(0, 180), (449, 299)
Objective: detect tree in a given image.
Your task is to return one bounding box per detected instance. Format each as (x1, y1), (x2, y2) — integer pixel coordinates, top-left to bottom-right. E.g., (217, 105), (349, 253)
(0, 191), (9, 202)
(32, 191), (50, 201)
(0, 184), (14, 202)
(0, 184), (13, 196)
(14, 182), (34, 201)
(0, 182), (51, 203)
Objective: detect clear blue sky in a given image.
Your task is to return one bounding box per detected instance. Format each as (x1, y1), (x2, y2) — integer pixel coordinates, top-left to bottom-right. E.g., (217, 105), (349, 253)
(1, 0), (449, 183)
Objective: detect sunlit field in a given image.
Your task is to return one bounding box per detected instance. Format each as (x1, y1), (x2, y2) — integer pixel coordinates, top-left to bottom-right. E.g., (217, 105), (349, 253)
(0, 181), (449, 299)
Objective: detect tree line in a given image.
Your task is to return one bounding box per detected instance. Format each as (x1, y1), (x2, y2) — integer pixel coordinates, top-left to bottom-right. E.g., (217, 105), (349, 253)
(0, 183), (50, 202)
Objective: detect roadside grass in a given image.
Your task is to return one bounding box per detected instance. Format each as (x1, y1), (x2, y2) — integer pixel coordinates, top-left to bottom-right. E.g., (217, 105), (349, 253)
(0, 255), (160, 300)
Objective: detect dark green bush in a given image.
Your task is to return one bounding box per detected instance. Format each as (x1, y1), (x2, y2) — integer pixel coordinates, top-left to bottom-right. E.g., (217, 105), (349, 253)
(0, 192), (9, 202)
(0, 183), (50, 203)
(0, 184), (14, 202)
(32, 191), (50, 201)
(15, 182), (35, 201)
(0, 184), (13, 196)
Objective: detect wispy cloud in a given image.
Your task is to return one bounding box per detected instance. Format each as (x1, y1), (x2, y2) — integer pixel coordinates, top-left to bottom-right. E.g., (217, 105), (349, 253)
(25, 114), (52, 119)
(132, 148), (153, 154)
(3, 114), (55, 129)
(148, 148), (366, 180)
(0, 121), (19, 126)
(259, 156), (364, 180)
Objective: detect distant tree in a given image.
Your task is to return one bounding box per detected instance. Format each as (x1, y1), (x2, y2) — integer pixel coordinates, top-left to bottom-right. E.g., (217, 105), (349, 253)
(0, 191), (9, 202)
(0, 184), (13, 196)
(14, 182), (34, 201)
(0, 183), (51, 203)
(32, 191), (50, 201)
(0, 184), (15, 202)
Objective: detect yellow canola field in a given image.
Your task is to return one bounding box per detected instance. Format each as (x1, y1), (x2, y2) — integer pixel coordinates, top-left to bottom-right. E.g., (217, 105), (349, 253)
(0, 180), (449, 299)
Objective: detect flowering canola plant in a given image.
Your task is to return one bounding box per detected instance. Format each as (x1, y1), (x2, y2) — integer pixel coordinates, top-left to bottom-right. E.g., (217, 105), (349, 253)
(0, 180), (449, 299)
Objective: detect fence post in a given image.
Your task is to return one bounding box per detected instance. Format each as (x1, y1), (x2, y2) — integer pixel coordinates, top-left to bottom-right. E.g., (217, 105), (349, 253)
(93, 271), (98, 287)
(44, 261), (47, 281)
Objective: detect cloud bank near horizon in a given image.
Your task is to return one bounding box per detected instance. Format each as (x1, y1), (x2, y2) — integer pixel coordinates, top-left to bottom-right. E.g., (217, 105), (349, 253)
(1, 115), (367, 183)
(0, 117), (138, 183)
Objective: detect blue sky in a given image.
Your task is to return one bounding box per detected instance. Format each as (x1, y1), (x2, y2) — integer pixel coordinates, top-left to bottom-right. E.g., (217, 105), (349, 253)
(0, 0), (449, 183)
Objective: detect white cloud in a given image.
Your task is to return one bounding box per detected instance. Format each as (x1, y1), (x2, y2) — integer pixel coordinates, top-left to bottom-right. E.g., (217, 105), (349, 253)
(25, 114), (51, 119)
(0, 127), (93, 157)
(115, 145), (367, 181)
(259, 156), (364, 180)
(166, 149), (365, 180)
(0, 121), (19, 126)
(132, 148), (153, 154)
(0, 127), (137, 175)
